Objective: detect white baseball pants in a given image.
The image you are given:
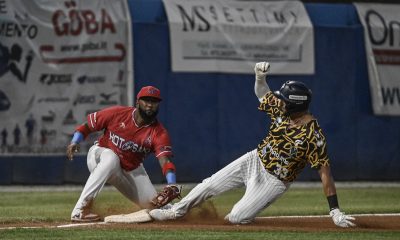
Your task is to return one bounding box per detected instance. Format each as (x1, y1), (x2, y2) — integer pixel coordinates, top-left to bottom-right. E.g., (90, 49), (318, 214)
(171, 149), (290, 224)
(71, 145), (157, 217)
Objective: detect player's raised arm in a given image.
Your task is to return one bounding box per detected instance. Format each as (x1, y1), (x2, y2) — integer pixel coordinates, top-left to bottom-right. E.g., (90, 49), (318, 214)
(254, 62), (270, 102)
(318, 165), (356, 227)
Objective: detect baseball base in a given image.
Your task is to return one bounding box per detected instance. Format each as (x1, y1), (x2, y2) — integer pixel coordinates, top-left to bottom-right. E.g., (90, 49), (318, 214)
(104, 209), (153, 223)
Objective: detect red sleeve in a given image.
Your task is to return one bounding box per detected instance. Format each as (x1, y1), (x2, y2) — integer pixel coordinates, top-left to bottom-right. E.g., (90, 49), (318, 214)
(86, 106), (124, 131)
(153, 128), (173, 158)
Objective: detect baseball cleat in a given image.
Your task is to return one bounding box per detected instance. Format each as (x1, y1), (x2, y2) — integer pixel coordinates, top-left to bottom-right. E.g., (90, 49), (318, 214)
(71, 212), (101, 222)
(149, 209), (177, 221)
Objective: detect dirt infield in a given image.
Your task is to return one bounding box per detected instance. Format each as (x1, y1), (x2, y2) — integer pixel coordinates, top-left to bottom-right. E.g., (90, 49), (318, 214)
(2, 213), (399, 232)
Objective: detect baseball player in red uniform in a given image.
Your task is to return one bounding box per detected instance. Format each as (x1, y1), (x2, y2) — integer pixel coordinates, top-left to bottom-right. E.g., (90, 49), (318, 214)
(149, 62), (356, 228)
(67, 86), (177, 222)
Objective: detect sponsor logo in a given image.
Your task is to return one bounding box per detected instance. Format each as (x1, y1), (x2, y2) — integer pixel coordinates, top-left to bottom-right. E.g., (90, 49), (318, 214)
(40, 74), (72, 85)
(73, 94), (96, 106)
(63, 109), (77, 125)
(51, 1), (116, 37)
(0, 19), (38, 39)
(38, 97), (69, 103)
(41, 111), (56, 123)
(288, 95), (307, 101)
(99, 92), (118, 105)
(119, 122), (126, 129)
(77, 75), (106, 84)
(144, 136), (152, 145)
(109, 131), (151, 153)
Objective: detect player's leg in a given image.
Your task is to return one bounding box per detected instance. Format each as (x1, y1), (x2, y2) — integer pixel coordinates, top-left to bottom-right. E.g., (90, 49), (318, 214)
(107, 163), (157, 209)
(226, 155), (289, 224)
(71, 145), (120, 221)
(150, 149), (257, 220)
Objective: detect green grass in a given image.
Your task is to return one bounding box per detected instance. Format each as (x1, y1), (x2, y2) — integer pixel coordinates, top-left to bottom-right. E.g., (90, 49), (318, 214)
(1, 229), (400, 240)
(0, 186), (399, 239)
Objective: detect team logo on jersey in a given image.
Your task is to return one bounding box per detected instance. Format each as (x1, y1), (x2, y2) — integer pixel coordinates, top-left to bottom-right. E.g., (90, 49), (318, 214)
(119, 122), (126, 129)
(144, 136), (152, 145)
(109, 132), (151, 153)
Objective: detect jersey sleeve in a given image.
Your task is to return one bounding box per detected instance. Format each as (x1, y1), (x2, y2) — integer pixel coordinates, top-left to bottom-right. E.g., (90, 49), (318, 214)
(258, 91), (284, 120)
(153, 128), (173, 158)
(86, 106), (124, 131)
(307, 123), (330, 169)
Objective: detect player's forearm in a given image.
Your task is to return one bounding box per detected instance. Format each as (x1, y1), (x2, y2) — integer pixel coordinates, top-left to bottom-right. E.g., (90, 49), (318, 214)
(319, 166), (337, 196)
(254, 62), (270, 101)
(159, 157), (177, 184)
(254, 78), (270, 101)
(71, 123), (92, 144)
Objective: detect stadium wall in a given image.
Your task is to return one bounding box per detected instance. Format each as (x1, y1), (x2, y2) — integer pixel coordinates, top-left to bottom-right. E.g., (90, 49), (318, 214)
(1, 2), (399, 184)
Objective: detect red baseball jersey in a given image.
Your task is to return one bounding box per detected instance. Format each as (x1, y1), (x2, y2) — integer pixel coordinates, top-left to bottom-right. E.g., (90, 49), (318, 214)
(86, 106), (173, 171)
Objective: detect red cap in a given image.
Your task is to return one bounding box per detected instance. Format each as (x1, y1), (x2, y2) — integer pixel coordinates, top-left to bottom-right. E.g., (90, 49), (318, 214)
(137, 86), (162, 101)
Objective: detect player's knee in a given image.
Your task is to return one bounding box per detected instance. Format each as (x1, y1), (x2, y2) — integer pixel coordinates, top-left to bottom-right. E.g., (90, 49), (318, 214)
(200, 178), (219, 195)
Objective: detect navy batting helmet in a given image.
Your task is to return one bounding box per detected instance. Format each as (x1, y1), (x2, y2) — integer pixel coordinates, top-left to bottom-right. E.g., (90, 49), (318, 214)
(274, 80), (312, 115)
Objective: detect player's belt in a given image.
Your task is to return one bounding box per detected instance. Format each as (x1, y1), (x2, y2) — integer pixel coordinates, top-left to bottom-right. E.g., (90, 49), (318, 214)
(266, 170), (288, 184)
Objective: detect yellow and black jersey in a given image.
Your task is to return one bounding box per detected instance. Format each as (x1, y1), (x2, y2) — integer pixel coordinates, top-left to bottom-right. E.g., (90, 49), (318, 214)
(257, 92), (330, 182)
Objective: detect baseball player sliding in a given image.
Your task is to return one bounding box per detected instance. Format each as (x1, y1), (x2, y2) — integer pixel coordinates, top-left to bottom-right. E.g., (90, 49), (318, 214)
(150, 62), (356, 227)
(66, 86), (179, 222)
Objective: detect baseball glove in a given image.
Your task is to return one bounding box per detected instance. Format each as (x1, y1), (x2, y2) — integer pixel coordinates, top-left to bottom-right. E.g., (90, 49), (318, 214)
(151, 184), (182, 208)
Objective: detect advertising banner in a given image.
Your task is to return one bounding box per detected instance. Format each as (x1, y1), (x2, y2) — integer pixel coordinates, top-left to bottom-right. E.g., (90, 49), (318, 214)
(0, 0), (133, 154)
(355, 3), (400, 115)
(162, 0), (314, 74)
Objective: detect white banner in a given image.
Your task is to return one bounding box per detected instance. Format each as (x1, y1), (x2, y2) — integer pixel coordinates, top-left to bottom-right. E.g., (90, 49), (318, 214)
(162, 0), (314, 74)
(0, 0), (133, 155)
(355, 3), (400, 116)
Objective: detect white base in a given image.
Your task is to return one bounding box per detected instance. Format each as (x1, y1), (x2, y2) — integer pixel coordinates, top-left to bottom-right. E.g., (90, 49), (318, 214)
(104, 209), (153, 223)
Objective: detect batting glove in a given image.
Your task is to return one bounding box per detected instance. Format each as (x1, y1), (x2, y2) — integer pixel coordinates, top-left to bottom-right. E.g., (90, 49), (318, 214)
(329, 208), (356, 227)
(254, 62), (270, 81)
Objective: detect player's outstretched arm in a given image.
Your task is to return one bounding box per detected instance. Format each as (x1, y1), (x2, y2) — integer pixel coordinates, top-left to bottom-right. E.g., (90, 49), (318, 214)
(254, 61), (270, 102)
(158, 156), (177, 184)
(318, 165), (356, 227)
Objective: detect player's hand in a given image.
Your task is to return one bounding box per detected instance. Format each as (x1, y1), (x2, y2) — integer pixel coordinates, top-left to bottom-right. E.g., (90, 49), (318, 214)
(66, 143), (80, 161)
(329, 208), (356, 227)
(254, 62), (270, 81)
(151, 184), (182, 208)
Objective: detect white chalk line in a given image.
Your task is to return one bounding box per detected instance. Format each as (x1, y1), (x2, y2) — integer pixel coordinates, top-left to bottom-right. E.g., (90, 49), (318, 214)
(1, 213), (399, 230)
(57, 222), (108, 228)
(0, 222), (107, 230)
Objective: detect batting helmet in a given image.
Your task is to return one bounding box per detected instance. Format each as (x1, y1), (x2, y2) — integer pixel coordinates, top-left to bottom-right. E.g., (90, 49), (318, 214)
(274, 80), (312, 115)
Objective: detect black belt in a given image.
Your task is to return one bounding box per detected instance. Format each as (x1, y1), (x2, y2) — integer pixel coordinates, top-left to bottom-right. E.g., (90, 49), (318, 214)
(267, 170), (288, 183)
